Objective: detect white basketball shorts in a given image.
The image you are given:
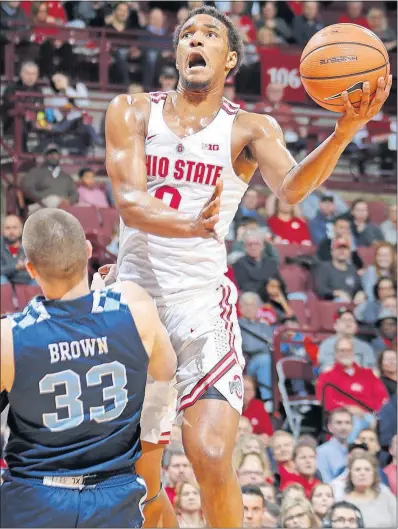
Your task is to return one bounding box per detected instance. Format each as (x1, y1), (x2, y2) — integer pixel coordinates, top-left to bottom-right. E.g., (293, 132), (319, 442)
(140, 276), (245, 445)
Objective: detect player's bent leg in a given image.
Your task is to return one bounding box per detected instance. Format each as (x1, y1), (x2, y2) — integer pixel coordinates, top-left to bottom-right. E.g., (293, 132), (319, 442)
(182, 398), (242, 528)
(136, 441), (178, 529)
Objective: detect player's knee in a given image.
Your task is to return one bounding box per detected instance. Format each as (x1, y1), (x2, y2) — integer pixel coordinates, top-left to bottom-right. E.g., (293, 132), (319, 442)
(185, 434), (231, 480)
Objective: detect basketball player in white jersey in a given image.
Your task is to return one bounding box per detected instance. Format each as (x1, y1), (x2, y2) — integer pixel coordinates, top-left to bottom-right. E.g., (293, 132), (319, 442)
(104, 6), (391, 528)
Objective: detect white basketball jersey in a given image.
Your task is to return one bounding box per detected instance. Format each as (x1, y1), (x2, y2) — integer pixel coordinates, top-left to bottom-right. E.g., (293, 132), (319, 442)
(117, 92), (248, 306)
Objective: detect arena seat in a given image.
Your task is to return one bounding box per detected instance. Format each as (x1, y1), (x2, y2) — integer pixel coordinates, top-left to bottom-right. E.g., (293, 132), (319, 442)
(280, 264), (311, 294)
(14, 284), (43, 310)
(357, 246), (377, 267)
(276, 357), (319, 438)
(98, 207), (119, 239)
(288, 299), (308, 327)
(61, 206), (102, 234)
(368, 201), (388, 224)
(309, 300), (354, 332)
(0, 284), (17, 314)
(274, 244), (316, 263)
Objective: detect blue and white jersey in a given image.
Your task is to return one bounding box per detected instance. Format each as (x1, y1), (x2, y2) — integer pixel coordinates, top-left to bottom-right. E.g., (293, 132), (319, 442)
(5, 287), (148, 477)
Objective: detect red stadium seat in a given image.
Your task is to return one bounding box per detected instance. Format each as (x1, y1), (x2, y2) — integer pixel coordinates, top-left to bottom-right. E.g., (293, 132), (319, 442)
(98, 207), (119, 239)
(357, 246), (376, 267)
(274, 244), (316, 263)
(309, 300), (354, 332)
(368, 201), (388, 224)
(288, 299), (308, 327)
(0, 284), (17, 314)
(280, 264), (311, 294)
(14, 284), (43, 310)
(61, 206), (102, 234)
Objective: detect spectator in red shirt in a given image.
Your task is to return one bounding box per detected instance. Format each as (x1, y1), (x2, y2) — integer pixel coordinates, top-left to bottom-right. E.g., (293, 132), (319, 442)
(316, 337), (389, 440)
(164, 448), (194, 506)
(268, 198), (312, 245)
(242, 375), (274, 442)
(280, 442), (321, 497)
(270, 430), (296, 479)
(338, 1), (370, 28)
(227, 1), (256, 43)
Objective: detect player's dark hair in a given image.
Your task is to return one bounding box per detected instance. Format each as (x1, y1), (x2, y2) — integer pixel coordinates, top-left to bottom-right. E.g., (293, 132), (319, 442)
(241, 485), (265, 506)
(173, 5), (244, 77)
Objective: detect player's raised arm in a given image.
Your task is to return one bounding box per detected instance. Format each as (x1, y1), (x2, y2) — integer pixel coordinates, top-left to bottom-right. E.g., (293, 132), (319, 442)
(247, 76), (392, 204)
(118, 281), (177, 381)
(105, 93), (222, 239)
(1, 318), (14, 393)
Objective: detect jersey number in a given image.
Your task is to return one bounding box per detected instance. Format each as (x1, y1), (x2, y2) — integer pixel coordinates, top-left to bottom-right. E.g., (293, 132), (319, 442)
(39, 361), (128, 432)
(154, 185), (181, 210)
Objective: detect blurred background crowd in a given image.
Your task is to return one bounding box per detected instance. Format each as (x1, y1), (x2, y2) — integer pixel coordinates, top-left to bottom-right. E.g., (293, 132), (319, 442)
(0, 1), (397, 528)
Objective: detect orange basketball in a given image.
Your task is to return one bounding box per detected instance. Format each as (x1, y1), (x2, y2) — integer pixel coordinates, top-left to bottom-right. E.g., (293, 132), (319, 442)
(299, 24), (390, 112)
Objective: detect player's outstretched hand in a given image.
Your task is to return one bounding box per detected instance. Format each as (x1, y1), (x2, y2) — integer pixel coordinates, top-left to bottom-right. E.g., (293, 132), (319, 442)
(193, 180), (223, 240)
(98, 263), (117, 285)
(336, 75), (392, 138)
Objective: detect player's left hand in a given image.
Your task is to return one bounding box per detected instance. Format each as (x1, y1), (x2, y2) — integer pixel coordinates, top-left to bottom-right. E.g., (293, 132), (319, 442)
(336, 75), (392, 139)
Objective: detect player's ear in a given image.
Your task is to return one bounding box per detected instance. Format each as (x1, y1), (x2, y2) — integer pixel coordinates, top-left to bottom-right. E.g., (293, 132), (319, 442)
(25, 260), (36, 279)
(226, 51), (237, 72)
(86, 240), (93, 260)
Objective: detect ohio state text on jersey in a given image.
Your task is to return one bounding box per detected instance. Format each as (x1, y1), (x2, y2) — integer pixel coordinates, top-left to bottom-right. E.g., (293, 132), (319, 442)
(117, 92), (248, 306)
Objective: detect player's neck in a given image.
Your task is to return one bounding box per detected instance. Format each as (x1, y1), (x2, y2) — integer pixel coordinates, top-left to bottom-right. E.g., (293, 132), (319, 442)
(174, 83), (224, 117)
(42, 275), (90, 301)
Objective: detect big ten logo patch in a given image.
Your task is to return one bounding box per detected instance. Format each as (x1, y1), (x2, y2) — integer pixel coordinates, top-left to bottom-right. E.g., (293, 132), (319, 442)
(229, 375), (243, 399)
(202, 143), (219, 151)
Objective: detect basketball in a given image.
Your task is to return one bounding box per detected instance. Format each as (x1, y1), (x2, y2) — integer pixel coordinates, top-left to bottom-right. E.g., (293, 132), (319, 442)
(300, 24), (390, 112)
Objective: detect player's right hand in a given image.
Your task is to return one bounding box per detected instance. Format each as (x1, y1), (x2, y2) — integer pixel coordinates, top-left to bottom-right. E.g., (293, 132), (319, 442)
(193, 180), (223, 240)
(98, 264), (117, 285)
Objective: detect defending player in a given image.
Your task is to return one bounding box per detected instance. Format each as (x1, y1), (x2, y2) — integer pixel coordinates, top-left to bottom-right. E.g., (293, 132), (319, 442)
(104, 6), (391, 528)
(0, 209), (177, 528)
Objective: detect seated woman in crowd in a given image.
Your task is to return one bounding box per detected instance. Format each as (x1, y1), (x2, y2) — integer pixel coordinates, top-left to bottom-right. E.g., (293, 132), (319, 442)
(354, 277), (397, 325)
(241, 374), (274, 442)
(257, 276), (295, 324)
(174, 479), (206, 528)
(280, 497), (320, 528)
(267, 198), (312, 245)
(310, 483), (335, 526)
(378, 349), (397, 397)
(361, 242), (397, 301)
(343, 453), (397, 528)
(234, 449), (274, 487)
(349, 199), (384, 247)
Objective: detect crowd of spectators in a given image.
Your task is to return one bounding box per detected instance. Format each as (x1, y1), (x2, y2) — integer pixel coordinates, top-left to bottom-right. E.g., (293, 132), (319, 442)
(0, 2), (397, 528)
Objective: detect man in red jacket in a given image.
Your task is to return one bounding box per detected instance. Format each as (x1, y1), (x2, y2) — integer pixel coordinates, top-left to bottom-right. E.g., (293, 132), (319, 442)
(316, 337), (389, 440)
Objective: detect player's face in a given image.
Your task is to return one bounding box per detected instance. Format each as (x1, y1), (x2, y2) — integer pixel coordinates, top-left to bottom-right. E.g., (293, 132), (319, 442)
(176, 14), (237, 91)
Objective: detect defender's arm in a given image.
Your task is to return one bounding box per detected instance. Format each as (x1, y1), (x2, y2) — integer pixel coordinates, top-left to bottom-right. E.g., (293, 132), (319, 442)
(105, 94), (221, 238)
(1, 318), (14, 393)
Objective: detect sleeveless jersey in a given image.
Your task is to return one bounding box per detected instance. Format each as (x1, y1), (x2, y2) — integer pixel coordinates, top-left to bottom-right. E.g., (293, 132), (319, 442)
(5, 288), (148, 478)
(117, 92), (248, 306)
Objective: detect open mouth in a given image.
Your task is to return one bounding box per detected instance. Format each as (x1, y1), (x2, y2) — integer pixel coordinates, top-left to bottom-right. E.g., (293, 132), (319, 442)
(188, 52), (207, 69)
